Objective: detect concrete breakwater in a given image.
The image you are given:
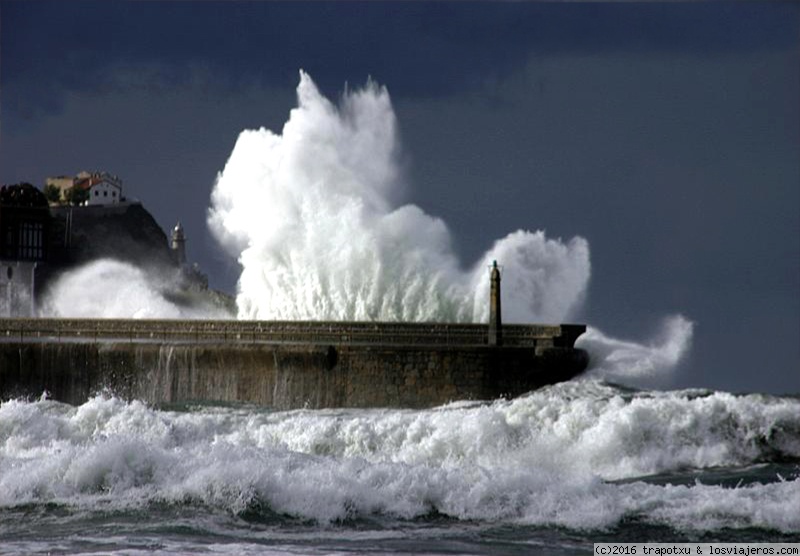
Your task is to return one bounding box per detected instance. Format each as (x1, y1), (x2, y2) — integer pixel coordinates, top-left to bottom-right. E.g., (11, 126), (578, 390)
(0, 319), (588, 408)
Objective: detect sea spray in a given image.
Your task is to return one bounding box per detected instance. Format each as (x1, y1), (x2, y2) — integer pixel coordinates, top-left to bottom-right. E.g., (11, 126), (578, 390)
(38, 259), (230, 319)
(208, 71), (591, 324)
(578, 315), (695, 387)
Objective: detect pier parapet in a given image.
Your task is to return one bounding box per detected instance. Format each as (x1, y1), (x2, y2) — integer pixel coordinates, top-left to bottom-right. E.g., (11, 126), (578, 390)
(0, 318), (584, 349)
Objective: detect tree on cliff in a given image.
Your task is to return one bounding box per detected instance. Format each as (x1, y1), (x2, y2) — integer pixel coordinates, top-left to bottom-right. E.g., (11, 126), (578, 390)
(64, 185), (89, 206)
(0, 183), (49, 207)
(44, 184), (62, 204)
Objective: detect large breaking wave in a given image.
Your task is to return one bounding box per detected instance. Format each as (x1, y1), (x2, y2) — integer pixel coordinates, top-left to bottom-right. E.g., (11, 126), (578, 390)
(1, 382), (797, 531)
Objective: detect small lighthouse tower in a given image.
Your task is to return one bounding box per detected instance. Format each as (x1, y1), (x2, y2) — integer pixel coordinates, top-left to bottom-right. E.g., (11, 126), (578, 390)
(171, 221), (186, 267)
(488, 260), (502, 346)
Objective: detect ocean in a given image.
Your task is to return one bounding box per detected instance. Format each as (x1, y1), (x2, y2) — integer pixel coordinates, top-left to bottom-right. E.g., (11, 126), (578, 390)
(1, 379), (798, 555)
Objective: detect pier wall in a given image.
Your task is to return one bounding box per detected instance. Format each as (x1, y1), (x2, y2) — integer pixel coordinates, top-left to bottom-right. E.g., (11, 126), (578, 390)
(0, 319), (588, 408)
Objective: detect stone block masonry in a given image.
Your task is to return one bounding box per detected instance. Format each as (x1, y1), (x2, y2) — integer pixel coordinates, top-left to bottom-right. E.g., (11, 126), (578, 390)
(0, 319), (588, 408)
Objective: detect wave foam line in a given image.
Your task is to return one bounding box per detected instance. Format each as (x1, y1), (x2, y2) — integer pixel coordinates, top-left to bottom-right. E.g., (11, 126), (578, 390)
(1, 384), (797, 530)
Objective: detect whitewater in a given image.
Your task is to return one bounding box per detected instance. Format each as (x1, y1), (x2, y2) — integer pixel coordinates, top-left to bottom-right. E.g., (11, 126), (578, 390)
(1, 383), (798, 554)
(9, 72), (796, 553)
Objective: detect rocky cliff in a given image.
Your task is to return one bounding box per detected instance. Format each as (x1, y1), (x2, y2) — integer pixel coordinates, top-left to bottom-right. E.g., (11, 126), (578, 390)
(49, 202), (175, 270)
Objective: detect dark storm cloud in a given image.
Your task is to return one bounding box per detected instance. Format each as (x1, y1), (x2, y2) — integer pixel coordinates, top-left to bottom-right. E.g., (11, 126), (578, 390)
(3, 1), (798, 123)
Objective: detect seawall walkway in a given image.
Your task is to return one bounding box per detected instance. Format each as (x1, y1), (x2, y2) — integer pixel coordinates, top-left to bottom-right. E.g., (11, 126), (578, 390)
(0, 318), (585, 349)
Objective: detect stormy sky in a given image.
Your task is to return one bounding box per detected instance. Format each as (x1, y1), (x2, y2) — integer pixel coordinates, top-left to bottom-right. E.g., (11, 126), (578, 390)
(1, 1), (798, 394)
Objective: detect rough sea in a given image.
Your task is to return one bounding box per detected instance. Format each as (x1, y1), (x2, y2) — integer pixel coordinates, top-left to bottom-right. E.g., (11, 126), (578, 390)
(1, 379), (798, 555)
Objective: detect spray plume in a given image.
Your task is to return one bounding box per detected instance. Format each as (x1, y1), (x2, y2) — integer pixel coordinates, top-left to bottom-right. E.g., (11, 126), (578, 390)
(207, 71), (695, 386)
(209, 71), (590, 324)
(579, 315), (695, 387)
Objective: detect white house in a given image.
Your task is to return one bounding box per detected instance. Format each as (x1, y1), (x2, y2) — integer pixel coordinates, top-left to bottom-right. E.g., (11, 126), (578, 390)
(76, 171), (123, 206)
(46, 171), (124, 206)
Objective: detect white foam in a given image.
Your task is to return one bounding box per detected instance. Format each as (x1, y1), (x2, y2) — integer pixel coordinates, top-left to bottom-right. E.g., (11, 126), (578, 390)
(2, 383), (797, 531)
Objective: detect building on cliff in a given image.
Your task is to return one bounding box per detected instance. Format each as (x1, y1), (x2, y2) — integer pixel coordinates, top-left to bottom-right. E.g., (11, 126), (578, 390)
(46, 171), (123, 206)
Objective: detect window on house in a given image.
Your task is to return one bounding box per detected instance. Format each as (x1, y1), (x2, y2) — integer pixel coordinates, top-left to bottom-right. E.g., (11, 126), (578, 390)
(104, 191), (108, 197)
(95, 190), (99, 196)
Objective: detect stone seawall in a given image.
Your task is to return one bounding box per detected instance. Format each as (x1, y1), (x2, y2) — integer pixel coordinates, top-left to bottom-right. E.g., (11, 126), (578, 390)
(0, 342), (588, 409)
(0, 319), (588, 408)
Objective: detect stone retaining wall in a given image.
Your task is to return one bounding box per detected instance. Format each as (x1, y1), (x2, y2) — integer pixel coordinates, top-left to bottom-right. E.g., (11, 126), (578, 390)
(0, 340), (588, 409)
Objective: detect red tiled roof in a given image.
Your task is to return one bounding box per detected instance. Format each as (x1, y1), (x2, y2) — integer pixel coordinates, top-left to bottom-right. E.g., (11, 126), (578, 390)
(74, 176), (117, 191)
